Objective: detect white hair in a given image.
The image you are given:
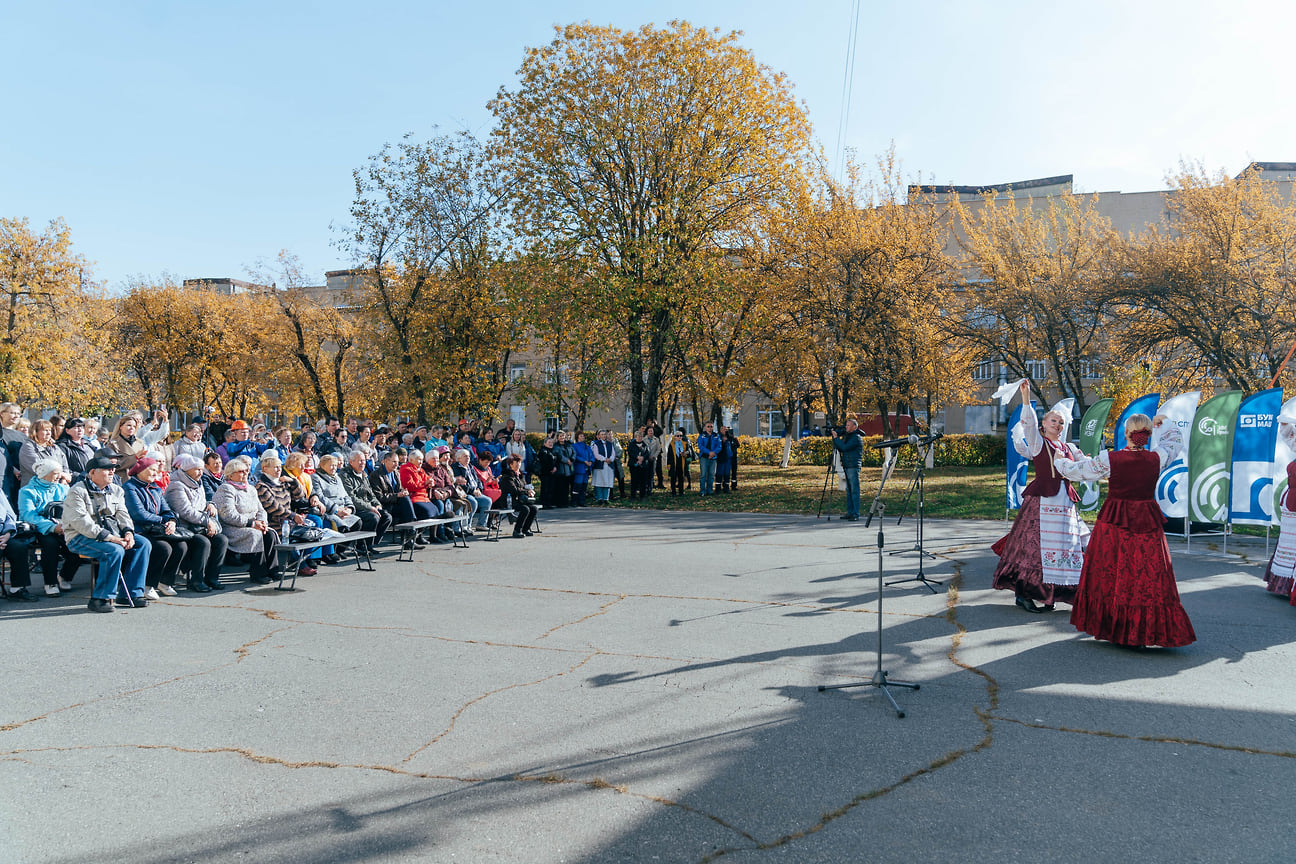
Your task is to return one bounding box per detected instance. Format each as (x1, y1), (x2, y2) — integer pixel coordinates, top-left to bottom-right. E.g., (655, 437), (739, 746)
(224, 456), (254, 474)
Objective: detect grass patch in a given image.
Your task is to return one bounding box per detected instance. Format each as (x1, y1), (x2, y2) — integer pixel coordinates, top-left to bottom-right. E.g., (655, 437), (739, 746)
(588, 465), (1009, 520)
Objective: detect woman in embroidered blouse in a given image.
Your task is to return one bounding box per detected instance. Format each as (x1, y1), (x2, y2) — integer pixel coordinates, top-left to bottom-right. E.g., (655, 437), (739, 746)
(1058, 413), (1195, 647)
(991, 381), (1090, 613)
(1262, 412), (1296, 600)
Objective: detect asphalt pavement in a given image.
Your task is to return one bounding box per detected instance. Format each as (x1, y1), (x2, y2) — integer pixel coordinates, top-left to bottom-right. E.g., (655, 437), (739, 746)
(2, 504), (1293, 864)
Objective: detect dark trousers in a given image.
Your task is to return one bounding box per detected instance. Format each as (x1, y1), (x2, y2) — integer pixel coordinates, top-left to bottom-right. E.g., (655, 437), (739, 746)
(185, 532), (229, 586)
(34, 531), (79, 586)
(572, 476), (589, 506)
(239, 531), (281, 580)
(145, 535), (191, 587)
(630, 464), (652, 498)
(512, 502), (538, 534)
(356, 507), (392, 548)
(669, 463), (687, 494)
(655, 455), (665, 488)
(2, 535), (34, 589)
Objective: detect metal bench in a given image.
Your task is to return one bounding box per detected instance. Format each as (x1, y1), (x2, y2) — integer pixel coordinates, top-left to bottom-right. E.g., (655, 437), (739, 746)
(272, 530), (377, 591)
(392, 515), (468, 561)
(483, 503), (543, 542)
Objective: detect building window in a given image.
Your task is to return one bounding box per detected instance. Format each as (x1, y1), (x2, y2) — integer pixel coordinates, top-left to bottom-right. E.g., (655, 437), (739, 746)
(1078, 359), (1100, 379)
(757, 405), (785, 438)
(973, 359), (996, 381)
(509, 364), (527, 381)
(673, 406), (696, 435)
(1024, 359), (1047, 380)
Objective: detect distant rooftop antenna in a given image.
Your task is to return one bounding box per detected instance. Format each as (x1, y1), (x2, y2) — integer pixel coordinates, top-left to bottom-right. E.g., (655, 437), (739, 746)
(833, 0), (862, 182)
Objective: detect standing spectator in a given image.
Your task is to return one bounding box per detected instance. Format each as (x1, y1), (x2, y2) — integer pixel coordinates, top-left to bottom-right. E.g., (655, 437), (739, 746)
(537, 435), (558, 508)
(590, 430), (616, 503)
(715, 426), (733, 493)
(725, 427), (740, 491)
(174, 422), (208, 465)
(643, 425), (662, 494)
(647, 419), (667, 489)
(505, 429), (536, 482)
(18, 419), (70, 489)
(552, 430), (575, 508)
(696, 422), (722, 496)
(666, 429), (690, 495)
(628, 430), (652, 500)
(57, 418), (97, 485)
(830, 419), (864, 521)
(18, 459), (77, 595)
(571, 431), (594, 506)
(611, 432), (627, 499)
(0, 402), (27, 505)
(63, 453), (152, 611)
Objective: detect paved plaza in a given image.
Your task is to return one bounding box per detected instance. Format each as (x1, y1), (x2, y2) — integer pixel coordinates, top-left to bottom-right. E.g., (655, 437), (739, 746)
(2, 507), (1294, 863)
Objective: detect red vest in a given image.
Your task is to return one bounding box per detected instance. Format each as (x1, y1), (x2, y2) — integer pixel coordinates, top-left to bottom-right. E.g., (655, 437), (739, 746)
(1107, 448), (1160, 501)
(1023, 439), (1079, 502)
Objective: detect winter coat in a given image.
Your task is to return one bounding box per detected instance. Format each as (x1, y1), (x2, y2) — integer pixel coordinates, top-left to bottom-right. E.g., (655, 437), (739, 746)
(212, 480), (269, 554)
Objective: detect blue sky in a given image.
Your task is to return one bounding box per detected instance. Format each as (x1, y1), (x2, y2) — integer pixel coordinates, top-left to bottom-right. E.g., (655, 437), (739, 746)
(3, 0), (1293, 288)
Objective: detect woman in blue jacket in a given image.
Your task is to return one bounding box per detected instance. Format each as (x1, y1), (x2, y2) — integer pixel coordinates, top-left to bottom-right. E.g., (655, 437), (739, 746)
(571, 431), (595, 506)
(123, 457), (193, 598)
(18, 459), (78, 594)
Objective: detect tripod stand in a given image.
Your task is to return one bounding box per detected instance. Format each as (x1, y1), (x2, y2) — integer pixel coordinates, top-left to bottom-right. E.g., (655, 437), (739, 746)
(818, 462), (919, 717)
(886, 437), (943, 593)
(815, 451), (838, 520)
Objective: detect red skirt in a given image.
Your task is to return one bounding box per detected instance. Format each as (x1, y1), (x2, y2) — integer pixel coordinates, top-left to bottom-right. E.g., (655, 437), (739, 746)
(1069, 499), (1195, 648)
(991, 496), (1077, 606)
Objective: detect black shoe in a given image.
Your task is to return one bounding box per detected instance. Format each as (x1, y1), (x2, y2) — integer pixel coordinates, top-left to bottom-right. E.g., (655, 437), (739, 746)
(249, 574), (273, 585)
(205, 579), (225, 591)
(87, 597), (113, 613)
(117, 595), (148, 607)
(1015, 596), (1043, 613)
(189, 580), (212, 593)
(321, 554), (342, 565)
(1041, 604), (1056, 612)
(523, 530), (535, 536)
(511, 530), (524, 538)
(3, 588), (39, 602)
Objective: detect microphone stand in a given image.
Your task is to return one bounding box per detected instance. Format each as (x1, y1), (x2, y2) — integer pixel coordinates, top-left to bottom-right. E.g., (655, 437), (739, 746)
(886, 436), (943, 594)
(818, 456), (919, 717)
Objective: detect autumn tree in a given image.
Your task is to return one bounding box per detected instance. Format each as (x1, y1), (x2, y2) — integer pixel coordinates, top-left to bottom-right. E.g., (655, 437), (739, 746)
(951, 186), (1119, 414)
(0, 217), (118, 408)
(251, 251), (359, 421)
(1112, 162), (1296, 393)
(489, 20), (813, 426)
(783, 153), (958, 436)
(339, 132), (513, 424)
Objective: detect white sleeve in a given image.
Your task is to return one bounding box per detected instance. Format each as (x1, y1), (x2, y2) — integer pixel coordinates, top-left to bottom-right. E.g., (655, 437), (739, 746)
(1012, 401), (1043, 459)
(1056, 447), (1111, 482)
(1279, 423), (1296, 453)
(1154, 428), (1184, 470)
(142, 421), (170, 449)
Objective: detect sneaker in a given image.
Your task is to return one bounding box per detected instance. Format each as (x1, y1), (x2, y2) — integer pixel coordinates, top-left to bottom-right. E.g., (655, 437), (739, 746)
(143, 587), (160, 601)
(87, 597), (113, 613)
(3, 588), (39, 603)
(58, 579), (74, 591)
(45, 584), (61, 596)
(157, 584), (178, 597)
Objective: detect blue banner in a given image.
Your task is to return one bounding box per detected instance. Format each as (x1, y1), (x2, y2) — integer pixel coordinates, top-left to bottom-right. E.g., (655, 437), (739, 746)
(1005, 401), (1037, 510)
(1114, 392), (1161, 451)
(1229, 388), (1282, 525)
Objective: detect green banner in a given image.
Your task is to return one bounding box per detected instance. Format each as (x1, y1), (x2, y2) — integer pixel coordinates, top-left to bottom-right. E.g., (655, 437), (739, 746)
(1188, 390), (1243, 523)
(1076, 398), (1114, 457)
(1073, 399), (1113, 511)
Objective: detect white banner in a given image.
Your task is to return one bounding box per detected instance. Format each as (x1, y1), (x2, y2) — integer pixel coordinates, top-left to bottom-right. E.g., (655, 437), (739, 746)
(1272, 396), (1296, 527)
(1154, 391), (1201, 520)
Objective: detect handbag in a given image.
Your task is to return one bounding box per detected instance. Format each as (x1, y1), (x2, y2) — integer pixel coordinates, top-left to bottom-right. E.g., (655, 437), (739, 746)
(289, 525), (326, 543)
(141, 521), (196, 541)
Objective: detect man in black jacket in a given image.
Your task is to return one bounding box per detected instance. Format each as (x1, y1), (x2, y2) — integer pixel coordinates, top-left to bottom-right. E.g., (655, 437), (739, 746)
(341, 450), (393, 550)
(831, 419), (864, 521)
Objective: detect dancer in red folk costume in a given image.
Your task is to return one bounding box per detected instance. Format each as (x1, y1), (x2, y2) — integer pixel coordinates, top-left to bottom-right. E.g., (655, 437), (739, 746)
(1262, 412), (1296, 600)
(1059, 413), (1196, 648)
(992, 381), (1089, 613)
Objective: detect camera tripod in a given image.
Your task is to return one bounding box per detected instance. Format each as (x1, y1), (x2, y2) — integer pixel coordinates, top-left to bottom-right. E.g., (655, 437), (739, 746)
(885, 437), (943, 593)
(818, 461), (919, 717)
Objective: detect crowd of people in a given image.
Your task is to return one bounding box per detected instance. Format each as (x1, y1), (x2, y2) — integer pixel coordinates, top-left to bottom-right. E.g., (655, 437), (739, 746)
(0, 404), (744, 612)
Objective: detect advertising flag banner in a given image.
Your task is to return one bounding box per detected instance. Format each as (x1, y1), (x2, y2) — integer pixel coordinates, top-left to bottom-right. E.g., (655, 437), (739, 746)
(1114, 393), (1160, 451)
(1005, 401), (1037, 510)
(1271, 396), (1296, 526)
(1154, 391), (1201, 520)
(1230, 388), (1282, 526)
(1187, 390), (1243, 524)
(1074, 398), (1113, 512)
